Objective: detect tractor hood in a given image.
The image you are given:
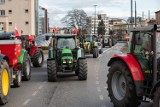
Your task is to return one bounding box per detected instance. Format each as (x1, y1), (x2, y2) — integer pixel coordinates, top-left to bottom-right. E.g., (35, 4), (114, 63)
(61, 48), (73, 64)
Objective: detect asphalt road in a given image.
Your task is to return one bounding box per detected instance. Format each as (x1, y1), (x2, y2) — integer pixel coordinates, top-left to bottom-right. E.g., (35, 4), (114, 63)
(3, 43), (153, 107)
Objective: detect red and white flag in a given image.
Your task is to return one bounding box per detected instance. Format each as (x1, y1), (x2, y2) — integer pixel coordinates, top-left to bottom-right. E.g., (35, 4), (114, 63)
(73, 24), (78, 35)
(14, 25), (19, 36)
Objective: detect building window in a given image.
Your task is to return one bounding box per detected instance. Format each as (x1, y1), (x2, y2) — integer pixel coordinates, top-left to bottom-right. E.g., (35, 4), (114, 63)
(25, 9), (28, 13)
(9, 22), (12, 26)
(25, 21), (29, 24)
(0, 10), (5, 16)
(0, 0), (5, 4)
(8, 10), (12, 14)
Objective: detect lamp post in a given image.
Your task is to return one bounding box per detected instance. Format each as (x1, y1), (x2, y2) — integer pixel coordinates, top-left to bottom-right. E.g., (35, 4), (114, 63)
(93, 5), (97, 35)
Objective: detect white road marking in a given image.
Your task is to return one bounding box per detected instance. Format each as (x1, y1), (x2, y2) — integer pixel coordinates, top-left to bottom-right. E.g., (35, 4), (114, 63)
(104, 87), (107, 89)
(103, 48), (111, 53)
(23, 99), (30, 106)
(38, 85), (43, 90)
(97, 87), (101, 92)
(96, 81), (100, 84)
(32, 91), (38, 96)
(43, 81), (47, 84)
(101, 105), (106, 107)
(98, 54), (102, 58)
(99, 95), (104, 100)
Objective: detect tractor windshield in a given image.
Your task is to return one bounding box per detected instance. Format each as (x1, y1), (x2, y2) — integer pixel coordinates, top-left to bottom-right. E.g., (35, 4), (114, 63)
(133, 32), (152, 54)
(57, 38), (76, 49)
(157, 32), (160, 55)
(85, 36), (92, 42)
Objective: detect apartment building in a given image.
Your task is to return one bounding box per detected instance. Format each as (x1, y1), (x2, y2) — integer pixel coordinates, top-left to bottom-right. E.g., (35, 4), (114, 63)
(155, 10), (160, 25)
(87, 14), (109, 35)
(0, 0), (39, 35)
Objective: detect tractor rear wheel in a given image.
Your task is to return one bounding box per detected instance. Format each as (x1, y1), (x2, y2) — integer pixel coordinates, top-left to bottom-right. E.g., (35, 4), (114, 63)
(107, 61), (140, 107)
(22, 54), (31, 81)
(13, 70), (22, 87)
(153, 87), (160, 107)
(78, 59), (87, 80)
(0, 60), (10, 105)
(93, 48), (98, 58)
(47, 60), (57, 82)
(32, 48), (44, 67)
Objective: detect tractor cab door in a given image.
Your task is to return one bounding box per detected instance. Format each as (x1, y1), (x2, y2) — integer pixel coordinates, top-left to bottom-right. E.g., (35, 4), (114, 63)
(133, 32), (152, 73)
(156, 32), (160, 72)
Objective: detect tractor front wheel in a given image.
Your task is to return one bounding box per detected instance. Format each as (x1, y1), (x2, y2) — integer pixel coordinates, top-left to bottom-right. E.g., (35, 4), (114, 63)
(22, 54), (31, 81)
(93, 48), (99, 58)
(0, 60), (10, 105)
(13, 70), (22, 87)
(47, 60), (57, 82)
(78, 59), (87, 80)
(153, 87), (160, 107)
(32, 48), (44, 67)
(107, 61), (140, 107)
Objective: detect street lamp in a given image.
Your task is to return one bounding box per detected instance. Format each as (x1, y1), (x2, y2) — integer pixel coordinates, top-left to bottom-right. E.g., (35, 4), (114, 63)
(93, 5), (97, 35)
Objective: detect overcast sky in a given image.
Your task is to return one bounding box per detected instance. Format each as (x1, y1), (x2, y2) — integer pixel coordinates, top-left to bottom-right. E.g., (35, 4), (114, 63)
(39, 0), (159, 27)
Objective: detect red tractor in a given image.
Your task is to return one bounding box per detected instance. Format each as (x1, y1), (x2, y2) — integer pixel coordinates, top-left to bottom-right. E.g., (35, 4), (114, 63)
(21, 35), (44, 67)
(0, 32), (31, 105)
(107, 24), (160, 107)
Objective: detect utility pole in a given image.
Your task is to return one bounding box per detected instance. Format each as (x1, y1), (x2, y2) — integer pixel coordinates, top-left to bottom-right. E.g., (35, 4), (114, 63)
(131, 0), (133, 26)
(93, 5), (97, 35)
(135, 0), (137, 27)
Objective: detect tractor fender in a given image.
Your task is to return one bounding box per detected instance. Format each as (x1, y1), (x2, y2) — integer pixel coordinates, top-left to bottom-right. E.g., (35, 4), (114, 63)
(108, 54), (144, 81)
(29, 46), (38, 56)
(18, 49), (26, 64)
(108, 54), (145, 97)
(0, 54), (9, 63)
(77, 48), (85, 59)
(150, 80), (160, 99)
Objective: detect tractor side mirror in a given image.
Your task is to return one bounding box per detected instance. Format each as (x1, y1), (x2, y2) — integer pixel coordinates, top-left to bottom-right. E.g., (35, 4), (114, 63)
(45, 36), (50, 40)
(136, 36), (143, 45)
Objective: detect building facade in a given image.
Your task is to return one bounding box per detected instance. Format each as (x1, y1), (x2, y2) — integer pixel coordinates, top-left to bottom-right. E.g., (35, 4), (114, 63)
(87, 14), (109, 35)
(155, 10), (160, 25)
(0, 0), (38, 35)
(38, 6), (49, 35)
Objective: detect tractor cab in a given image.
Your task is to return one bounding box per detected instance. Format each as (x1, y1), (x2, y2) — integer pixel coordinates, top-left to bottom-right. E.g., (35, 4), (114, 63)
(47, 34), (87, 81)
(107, 24), (160, 107)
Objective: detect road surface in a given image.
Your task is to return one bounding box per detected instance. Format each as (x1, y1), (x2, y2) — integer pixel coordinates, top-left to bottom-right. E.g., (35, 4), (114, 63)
(3, 43), (153, 107)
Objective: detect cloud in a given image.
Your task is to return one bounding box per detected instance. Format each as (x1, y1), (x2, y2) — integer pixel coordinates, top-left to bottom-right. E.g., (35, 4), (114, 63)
(39, 0), (159, 27)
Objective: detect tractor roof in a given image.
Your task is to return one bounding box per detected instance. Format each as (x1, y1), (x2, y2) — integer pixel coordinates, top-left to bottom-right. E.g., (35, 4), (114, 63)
(55, 34), (76, 38)
(129, 24), (157, 32)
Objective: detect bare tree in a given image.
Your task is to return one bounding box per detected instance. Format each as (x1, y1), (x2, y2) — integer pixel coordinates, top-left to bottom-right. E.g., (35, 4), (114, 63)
(61, 9), (87, 28)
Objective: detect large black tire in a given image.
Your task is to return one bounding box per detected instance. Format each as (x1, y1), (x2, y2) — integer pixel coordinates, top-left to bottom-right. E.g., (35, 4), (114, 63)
(78, 59), (87, 80)
(13, 70), (22, 87)
(93, 48), (99, 58)
(109, 41), (112, 48)
(0, 60), (10, 105)
(153, 87), (160, 107)
(107, 61), (140, 107)
(32, 48), (44, 67)
(22, 54), (31, 81)
(47, 60), (57, 82)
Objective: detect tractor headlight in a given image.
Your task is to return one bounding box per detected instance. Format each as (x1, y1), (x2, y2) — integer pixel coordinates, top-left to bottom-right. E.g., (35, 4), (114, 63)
(63, 61), (66, 64)
(68, 60), (72, 64)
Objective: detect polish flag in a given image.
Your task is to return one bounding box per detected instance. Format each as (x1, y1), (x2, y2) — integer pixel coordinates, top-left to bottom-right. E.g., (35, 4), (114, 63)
(14, 26), (19, 36)
(73, 24), (78, 35)
(53, 26), (58, 33)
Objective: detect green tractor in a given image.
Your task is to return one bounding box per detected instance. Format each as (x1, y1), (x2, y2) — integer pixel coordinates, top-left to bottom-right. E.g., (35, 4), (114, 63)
(47, 35), (88, 82)
(81, 35), (99, 58)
